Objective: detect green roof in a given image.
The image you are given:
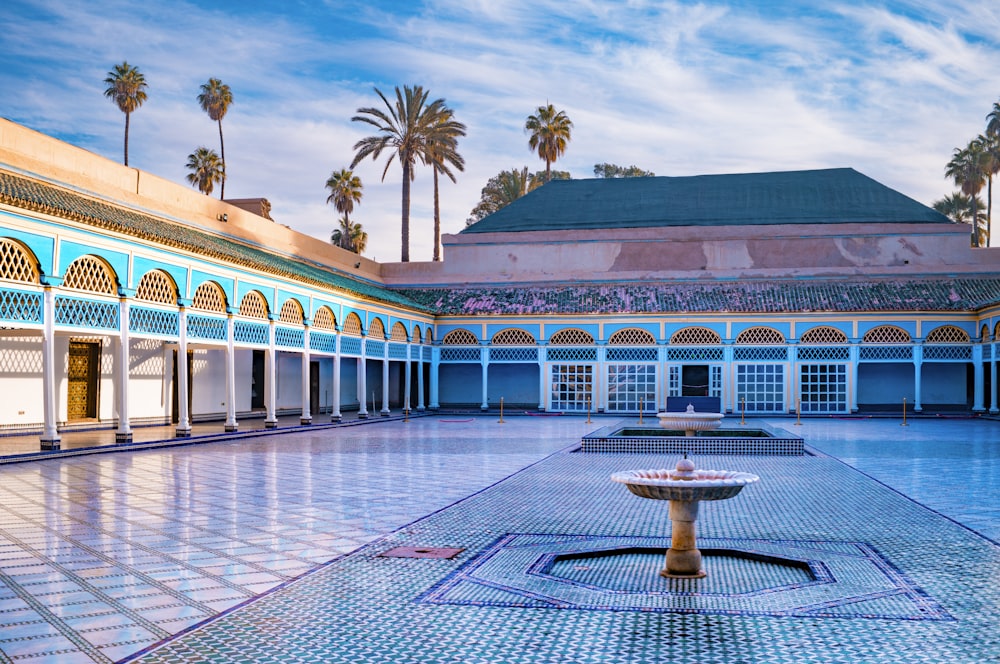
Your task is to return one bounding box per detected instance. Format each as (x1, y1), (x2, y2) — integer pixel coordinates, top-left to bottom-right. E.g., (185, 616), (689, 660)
(462, 168), (951, 234)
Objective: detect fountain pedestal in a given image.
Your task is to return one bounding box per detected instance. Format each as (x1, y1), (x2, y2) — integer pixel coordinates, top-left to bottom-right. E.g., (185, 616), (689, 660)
(611, 458), (759, 579)
(657, 404), (724, 437)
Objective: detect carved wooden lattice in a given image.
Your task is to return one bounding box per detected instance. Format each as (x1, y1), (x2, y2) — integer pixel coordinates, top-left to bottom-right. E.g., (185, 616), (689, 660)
(342, 313), (363, 336)
(798, 326), (847, 345)
(670, 327), (721, 345)
(390, 322), (408, 341)
(443, 329), (478, 345)
(135, 270), (176, 304)
(735, 327), (785, 345)
(0, 238), (39, 283)
(63, 256), (116, 294)
(491, 328), (535, 345)
(981, 325), (990, 343)
(549, 328), (595, 345)
(191, 282), (227, 312)
(412, 327), (422, 344)
(608, 328), (656, 345)
(924, 325), (969, 344)
(312, 306), (336, 330)
(862, 326), (911, 344)
(239, 291), (269, 319)
(368, 317), (385, 339)
(279, 298), (304, 325)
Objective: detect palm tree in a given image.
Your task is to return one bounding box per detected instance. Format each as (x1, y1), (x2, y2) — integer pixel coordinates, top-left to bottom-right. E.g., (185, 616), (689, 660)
(978, 133), (1000, 247)
(351, 85), (465, 262)
(103, 61), (148, 166)
(325, 168), (363, 235)
(945, 140), (988, 246)
(525, 103), (573, 183)
(426, 109), (467, 261)
(331, 216), (368, 254)
(197, 78), (233, 199)
(933, 192), (985, 225)
(467, 167), (532, 223)
(986, 99), (1000, 136)
(185, 147), (224, 196)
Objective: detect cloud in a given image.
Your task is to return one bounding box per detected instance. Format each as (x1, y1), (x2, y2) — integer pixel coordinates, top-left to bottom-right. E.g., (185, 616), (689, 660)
(2, 0), (998, 261)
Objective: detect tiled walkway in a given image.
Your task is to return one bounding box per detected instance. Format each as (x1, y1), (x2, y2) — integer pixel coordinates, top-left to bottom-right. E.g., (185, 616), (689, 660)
(0, 416), (997, 663)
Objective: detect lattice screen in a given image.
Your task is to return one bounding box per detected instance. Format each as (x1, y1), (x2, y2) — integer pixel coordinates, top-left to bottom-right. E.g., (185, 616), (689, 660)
(670, 327), (721, 345)
(491, 328), (535, 345)
(995, 322), (1000, 341)
(735, 327), (785, 345)
(425, 328), (434, 344)
(239, 291), (269, 319)
(608, 328), (656, 345)
(62, 256), (116, 295)
(368, 317), (385, 338)
(443, 329), (479, 345)
(924, 325), (969, 344)
(342, 313), (363, 336)
(412, 327), (422, 344)
(548, 328), (595, 345)
(279, 299), (304, 324)
(0, 239), (39, 284)
(798, 326), (847, 344)
(135, 270), (176, 304)
(391, 322), (408, 341)
(981, 325), (990, 342)
(862, 326), (911, 344)
(191, 282), (227, 312)
(312, 306), (336, 330)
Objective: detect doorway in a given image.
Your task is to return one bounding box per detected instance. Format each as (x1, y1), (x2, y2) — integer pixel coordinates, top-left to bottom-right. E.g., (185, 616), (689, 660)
(310, 360), (320, 415)
(252, 350), (265, 410)
(67, 340), (100, 420)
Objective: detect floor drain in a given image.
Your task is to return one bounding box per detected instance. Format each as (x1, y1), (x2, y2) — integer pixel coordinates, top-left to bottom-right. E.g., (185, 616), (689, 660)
(380, 546), (465, 559)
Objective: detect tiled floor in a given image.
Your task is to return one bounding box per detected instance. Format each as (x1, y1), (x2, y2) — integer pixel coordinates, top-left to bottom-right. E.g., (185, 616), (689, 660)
(0, 415), (997, 663)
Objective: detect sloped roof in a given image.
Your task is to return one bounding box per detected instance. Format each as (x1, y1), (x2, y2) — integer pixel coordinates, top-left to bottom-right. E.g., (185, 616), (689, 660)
(401, 278), (1000, 315)
(462, 168), (951, 234)
(0, 171), (430, 312)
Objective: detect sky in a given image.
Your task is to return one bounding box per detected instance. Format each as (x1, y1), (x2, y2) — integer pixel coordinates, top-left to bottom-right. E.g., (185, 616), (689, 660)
(1, 0), (999, 262)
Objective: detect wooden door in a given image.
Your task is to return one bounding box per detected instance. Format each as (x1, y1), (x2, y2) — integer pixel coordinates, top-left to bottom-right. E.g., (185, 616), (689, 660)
(67, 341), (99, 420)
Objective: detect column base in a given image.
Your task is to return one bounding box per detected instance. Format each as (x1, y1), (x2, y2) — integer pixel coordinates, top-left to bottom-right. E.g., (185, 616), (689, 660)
(40, 438), (61, 451)
(300, 417), (312, 425)
(175, 428), (192, 438)
(358, 413), (369, 420)
(115, 432), (133, 444)
(380, 410), (390, 417)
(225, 424), (239, 432)
(265, 420), (278, 429)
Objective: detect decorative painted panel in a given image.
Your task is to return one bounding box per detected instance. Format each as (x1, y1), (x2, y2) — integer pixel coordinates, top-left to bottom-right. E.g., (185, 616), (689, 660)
(546, 347), (597, 362)
(389, 342), (408, 359)
(859, 345), (912, 361)
(734, 346), (788, 361)
(440, 347), (482, 362)
(275, 326), (305, 348)
(310, 332), (337, 353)
(606, 347), (658, 362)
(365, 338), (385, 356)
(0, 287), (42, 324)
(666, 347), (724, 362)
(922, 345), (971, 361)
(187, 314), (227, 340)
(234, 320), (269, 345)
(797, 346), (850, 361)
(490, 347), (538, 362)
(54, 296), (119, 329)
(129, 306), (179, 337)
(340, 336), (362, 356)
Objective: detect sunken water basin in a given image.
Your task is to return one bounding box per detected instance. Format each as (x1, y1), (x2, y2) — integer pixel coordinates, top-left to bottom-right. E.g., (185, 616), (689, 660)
(581, 420), (804, 455)
(612, 457), (759, 578)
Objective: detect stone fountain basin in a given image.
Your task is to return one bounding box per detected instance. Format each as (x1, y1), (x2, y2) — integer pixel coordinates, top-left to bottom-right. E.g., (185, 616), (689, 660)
(657, 412), (724, 431)
(611, 469), (759, 501)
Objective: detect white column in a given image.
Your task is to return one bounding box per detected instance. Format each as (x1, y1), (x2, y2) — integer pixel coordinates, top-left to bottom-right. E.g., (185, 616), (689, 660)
(357, 334), (368, 418)
(404, 341), (412, 412)
(176, 306), (191, 436)
(331, 332), (342, 421)
(480, 346), (489, 410)
(849, 343), (860, 413)
(991, 343), (998, 414)
(225, 314), (238, 432)
(429, 346), (440, 409)
(787, 344), (798, 415)
(416, 344), (425, 410)
(115, 296), (132, 443)
(596, 344), (606, 412)
(301, 324), (312, 424)
(973, 344), (985, 412)
(537, 345), (546, 411)
(40, 286), (60, 449)
(723, 343), (735, 413)
(381, 337), (390, 416)
(912, 344), (923, 412)
(265, 318), (278, 428)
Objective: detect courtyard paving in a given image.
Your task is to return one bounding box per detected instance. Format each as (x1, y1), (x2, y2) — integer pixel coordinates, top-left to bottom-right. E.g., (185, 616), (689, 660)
(0, 415), (997, 663)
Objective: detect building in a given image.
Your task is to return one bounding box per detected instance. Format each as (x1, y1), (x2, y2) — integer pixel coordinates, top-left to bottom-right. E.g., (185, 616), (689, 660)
(2, 118), (999, 450)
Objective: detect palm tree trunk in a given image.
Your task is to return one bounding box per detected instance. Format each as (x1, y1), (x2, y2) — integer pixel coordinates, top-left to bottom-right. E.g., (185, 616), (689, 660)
(545, 158), (551, 183)
(988, 176), (993, 248)
(433, 167), (441, 262)
(218, 120), (226, 200)
(401, 160), (411, 262)
(124, 112), (130, 166)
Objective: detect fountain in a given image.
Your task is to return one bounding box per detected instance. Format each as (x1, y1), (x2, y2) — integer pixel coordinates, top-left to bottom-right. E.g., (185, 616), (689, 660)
(657, 403), (724, 437)
(611, 457), (759, 578)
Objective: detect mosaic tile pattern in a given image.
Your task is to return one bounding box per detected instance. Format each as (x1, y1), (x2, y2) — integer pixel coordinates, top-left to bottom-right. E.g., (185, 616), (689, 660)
(0, 417), (589, 663)
(131, 448), (1000, 664)
(418, 534), (951, 620)
(581, 420), (804, 454)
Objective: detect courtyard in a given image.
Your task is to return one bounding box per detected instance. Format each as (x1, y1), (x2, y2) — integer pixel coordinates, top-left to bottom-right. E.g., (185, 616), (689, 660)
(0, 415), (997, 663)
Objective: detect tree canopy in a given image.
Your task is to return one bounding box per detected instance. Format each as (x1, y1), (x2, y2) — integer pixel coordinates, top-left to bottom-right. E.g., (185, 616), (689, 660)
(593, 163), (655, 178)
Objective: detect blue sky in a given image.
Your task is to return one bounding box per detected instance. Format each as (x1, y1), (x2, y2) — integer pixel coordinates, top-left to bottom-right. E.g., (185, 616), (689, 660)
(1, 0), (998, 261)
